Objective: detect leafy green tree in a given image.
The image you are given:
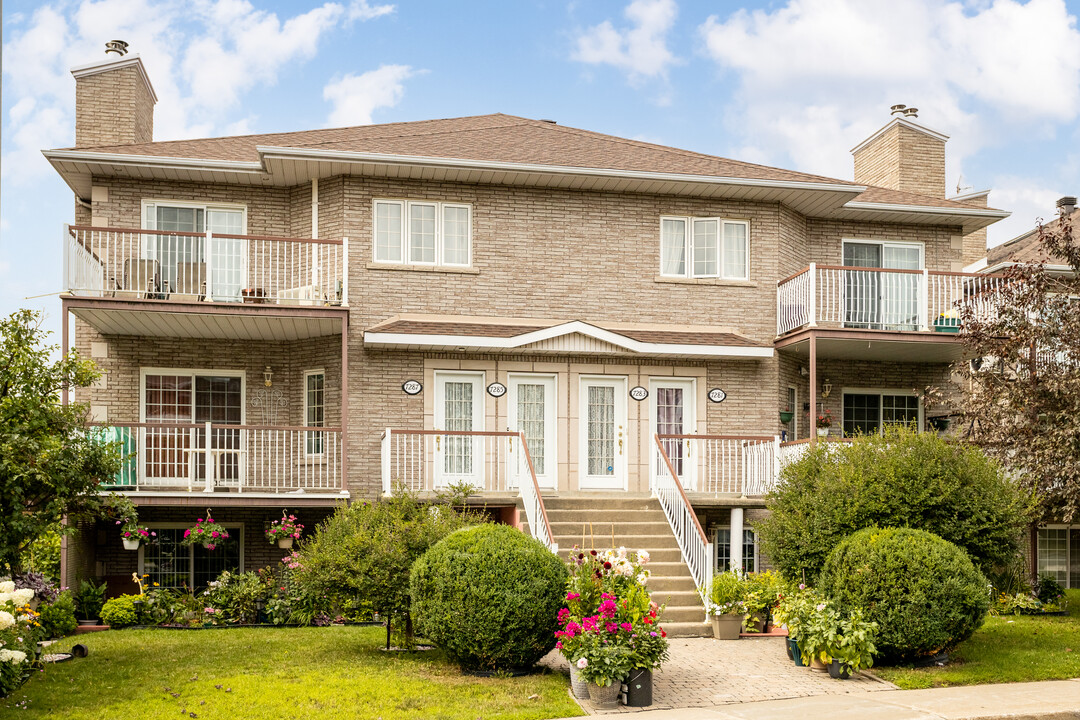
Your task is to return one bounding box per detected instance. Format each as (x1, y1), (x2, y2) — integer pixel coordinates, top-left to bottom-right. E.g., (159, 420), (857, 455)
(957, 211), (1080, 520)
(0, 310), (120, 574)
(296, 486), (483, 642)
(757, 426), (1032, 581)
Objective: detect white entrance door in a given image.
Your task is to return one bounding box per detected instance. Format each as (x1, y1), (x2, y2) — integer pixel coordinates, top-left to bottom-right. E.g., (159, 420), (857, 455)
(578, 376), (628, 490)
(650, 378), (697, 490)
(507, 374), (557, 489)
(207, 209), (245, 302)
(434, 372), (485, 489)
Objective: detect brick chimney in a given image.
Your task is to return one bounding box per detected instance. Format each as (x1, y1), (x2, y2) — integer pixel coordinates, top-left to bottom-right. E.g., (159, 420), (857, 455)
(71, 48), (157, 147)
(851, 106), (948, 199)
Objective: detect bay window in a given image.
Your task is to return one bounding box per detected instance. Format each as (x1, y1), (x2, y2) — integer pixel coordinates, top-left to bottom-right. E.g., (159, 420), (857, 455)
(374, 200), (471, 267)
(661, 217), (749, 280)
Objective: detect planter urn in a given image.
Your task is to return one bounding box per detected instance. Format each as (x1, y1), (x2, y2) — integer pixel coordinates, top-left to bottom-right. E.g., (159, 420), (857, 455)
(277, 537), (294, 550)
(828, 659), (851, 680)
(816, 427), (830, 438)
(568, 665), (589, 699)
(779, 411), (794, 424)
(624, 668), (653, 707)
(122, 538), (141, 551)
(809, 655), (828, 672)
(587, 681), (621, 709)
(711, 613), (742, 640)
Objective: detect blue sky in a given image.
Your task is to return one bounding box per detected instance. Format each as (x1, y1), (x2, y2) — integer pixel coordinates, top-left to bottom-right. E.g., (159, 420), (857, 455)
(3, 0), (1080, 344)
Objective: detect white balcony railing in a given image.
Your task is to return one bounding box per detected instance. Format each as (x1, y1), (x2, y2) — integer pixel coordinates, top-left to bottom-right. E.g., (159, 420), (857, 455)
(777, 263), (1008, 336)
(94, 422), (344, 494)
(64, 225), (348, 306)
(777, 437), (854, 468)
(653, 434), (713, 610)
(652, 434), (781, 496)
(381, 428), (556, 552)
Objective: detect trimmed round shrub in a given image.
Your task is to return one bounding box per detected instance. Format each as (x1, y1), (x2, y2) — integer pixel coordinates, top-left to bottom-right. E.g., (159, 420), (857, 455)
(819, 527), (990, 662)
(100, 594), (138, 628)
(410, 524), (568, 671)
(38, 591), (78, 638)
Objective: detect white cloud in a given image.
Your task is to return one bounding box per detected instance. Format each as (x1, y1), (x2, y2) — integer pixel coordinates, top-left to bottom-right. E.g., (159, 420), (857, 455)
(699, 0), (1080, 183)
(323, 65), (417, 127)
(573, 0), (679, 83)
(1, 0), (394, 180)
(348, 0), (394, 21)
(985, 177), (1065, 247)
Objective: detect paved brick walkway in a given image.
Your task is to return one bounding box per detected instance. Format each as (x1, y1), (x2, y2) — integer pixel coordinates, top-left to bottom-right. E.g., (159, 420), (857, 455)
(540, 636), (894, 714)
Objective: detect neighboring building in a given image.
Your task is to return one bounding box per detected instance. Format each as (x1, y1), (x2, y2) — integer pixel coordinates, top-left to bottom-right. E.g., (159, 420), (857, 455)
(50, 51), (1009, 633)
(973, 195), (1079, 587)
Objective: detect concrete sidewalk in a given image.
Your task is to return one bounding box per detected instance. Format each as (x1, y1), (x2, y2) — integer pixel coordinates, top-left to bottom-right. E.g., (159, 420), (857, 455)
(555, 679), (1080, 719)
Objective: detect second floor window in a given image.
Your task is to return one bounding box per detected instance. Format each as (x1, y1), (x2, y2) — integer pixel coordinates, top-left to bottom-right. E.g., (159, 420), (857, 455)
(660, 217), (749, 280)
(374, 200), (471, 267)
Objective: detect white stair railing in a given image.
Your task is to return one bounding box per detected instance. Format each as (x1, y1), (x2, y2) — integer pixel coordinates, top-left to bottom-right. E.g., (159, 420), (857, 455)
(653, 433), (713, 609)
(515, 431), (557, 553)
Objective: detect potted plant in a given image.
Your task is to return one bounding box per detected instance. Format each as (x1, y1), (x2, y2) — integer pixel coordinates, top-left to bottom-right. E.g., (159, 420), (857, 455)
(120, 520), (154, 550)
(266, 512), (304, 549)
(825, 608), (878, 680)
(773, 583), (816, 666)
(624, 604), (669, 707)
(796, 598), (840, 671)
(576, 642), (633, 709)
(182, 510), (230, 550)
(74, 579), (107, 626)
(742, 571), (781, 632)
(815, 410), (833, 438)
(706, 570), (744, 640)
(779, 407), (794, 425)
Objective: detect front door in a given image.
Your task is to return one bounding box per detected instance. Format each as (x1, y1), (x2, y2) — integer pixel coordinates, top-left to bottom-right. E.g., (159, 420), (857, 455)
(507, 374), (557, 489)
(578, 376), (627, 490)
(434, 372), (485, 489)
(650, 378), (697, 490)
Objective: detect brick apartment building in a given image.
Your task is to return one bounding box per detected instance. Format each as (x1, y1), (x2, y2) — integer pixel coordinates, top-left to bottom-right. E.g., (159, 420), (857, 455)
(50, 51), (1010, 633)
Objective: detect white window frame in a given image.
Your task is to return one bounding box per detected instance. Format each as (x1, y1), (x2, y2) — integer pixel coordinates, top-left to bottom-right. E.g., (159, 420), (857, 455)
(660, 216), (749, 280)
(372, 199), (472, 267)
(714, 526), (758, 573)
(303, 369), (326, 458)
(139, 368), (247, 424)
(787, 385), (798, 441)
(840, 387), (923, 437)
(840, 238), (925, 269)
(1038, 525), (1074, 588)
(137, 522), (245, 589)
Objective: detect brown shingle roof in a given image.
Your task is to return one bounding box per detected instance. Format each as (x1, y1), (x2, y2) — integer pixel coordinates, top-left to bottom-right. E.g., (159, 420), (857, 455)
(987, 208), (1079, 266)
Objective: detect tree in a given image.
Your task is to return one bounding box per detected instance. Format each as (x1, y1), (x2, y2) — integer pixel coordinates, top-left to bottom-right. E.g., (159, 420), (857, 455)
(0, 310), (120, 574)
(958, 210), (1080, 521)
(757, 426), (1032, 581)
(295, 486), (483, 644)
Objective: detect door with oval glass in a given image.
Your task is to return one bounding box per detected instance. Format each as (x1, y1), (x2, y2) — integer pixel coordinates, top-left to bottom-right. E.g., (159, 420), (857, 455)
(578, 376), (627, 490)
(650, 378), (697, 490)
(507, 374), (557, 489)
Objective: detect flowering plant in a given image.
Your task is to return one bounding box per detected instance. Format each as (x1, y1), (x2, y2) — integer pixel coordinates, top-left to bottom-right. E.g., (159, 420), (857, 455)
(0, 580), (42, 698)
(266, 513), (304, 544)
(182, 513), (230, 550)
(120, 520), (154, 543)
(816, 410), (833, 428)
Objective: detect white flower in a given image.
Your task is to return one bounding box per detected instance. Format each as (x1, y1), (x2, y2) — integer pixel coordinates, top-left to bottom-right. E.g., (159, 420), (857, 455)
(0, 611), (13, 631)
(636, 572), (649, 586)
(0, 581), (13, 593)
(617, 546), (627, 559)
(576, 657), (588, 669)
(11, 589), (33, 606)
(0, 649), (26, 664)
(636, 550), (650, 565)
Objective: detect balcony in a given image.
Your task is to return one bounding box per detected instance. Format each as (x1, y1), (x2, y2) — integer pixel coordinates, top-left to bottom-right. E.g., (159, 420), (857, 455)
(653, 434), (780, 498)
(63, 225), (348, 341)
(95, 422), (346, 503)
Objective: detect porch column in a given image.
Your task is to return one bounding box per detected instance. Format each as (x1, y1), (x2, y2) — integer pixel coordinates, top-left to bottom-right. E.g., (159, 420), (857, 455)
(730, 507), (744, 573)
(808, 331), (817, 447)
(340, 313), (349, 494)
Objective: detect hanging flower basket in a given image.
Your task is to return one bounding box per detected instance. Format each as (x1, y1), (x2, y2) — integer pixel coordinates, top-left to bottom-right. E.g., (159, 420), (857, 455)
(182, 510), (230, 551)
(120, 523), (154, 550)
(266, 511), (304, 549)
(779, 410), (794, 424)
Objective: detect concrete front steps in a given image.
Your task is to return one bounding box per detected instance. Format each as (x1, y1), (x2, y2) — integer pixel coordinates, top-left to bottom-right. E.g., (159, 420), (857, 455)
(524, 494), (709, 638)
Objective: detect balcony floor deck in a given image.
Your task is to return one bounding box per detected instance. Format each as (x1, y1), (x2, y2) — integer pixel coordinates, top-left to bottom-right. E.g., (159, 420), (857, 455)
(775, 326), (965, 362)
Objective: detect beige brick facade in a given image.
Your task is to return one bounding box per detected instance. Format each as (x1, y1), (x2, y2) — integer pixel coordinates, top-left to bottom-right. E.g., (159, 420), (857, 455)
(853, 121), (947, 199)
(74, 63), (155, 147)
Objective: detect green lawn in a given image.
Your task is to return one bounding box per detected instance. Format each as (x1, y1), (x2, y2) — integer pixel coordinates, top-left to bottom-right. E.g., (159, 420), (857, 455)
(875, 589), (1080, 689)
(3, 626), (583, 720)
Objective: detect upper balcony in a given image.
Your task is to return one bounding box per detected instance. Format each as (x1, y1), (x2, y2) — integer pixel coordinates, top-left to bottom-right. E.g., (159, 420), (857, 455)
(775, 263), (1006, 362)
(63, 225), (348, 340)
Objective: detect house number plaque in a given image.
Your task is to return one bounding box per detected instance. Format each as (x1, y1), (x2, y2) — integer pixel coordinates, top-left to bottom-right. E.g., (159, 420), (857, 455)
(402, 380), (423, 395)
(486, 382), (507, 398)
(629, 386), (649, 401)
(708, 388), (727, 403)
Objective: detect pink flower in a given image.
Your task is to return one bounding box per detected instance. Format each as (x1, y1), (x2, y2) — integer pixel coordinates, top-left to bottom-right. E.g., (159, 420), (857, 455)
(555, 641), (563, 650)
(183, 529), (191, 538)
(605, 622), (618, 633)
(566, 592), (579, 601)
(558, 608), (571, 625)
(211, 531), (219, 538)
(576, 658), (588, 669)
(207, 544), (216, 550)
(650, 631), (658, 637)
(115, 520), (121, 525)
(597, 599), (618, 619)
(151, 532), (156, 537)
(620, 623), (632, 632)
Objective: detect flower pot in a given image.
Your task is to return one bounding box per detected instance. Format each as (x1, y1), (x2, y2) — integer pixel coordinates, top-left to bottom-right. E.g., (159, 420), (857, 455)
(711, 613), (742, 640)
(77, 618), (99, 627)
(788, 638), (805, 666)
(743, 612), (767, 633)
(828, 659), (851, 680)
(779, 411), (794, 424)
(586, 681), (621, 709)
(624, 668), (652, 707)
(816, 427), (829, 438)
(277, 537), (294, 550)
(809, 656), (828, 673)
(122, 538), (141, 551)
(568, 665), (590, 700)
